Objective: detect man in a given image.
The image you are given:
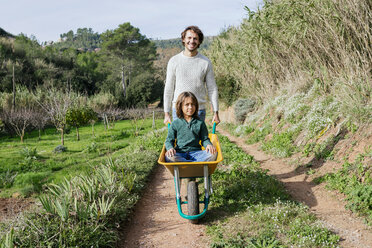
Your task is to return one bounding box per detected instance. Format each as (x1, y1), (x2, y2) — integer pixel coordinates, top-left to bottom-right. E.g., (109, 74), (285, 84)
(163, 25), (220, 125)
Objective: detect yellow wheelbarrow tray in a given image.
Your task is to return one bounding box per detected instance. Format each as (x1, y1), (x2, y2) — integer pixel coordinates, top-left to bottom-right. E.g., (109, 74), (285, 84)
(157, 123), (223, 222)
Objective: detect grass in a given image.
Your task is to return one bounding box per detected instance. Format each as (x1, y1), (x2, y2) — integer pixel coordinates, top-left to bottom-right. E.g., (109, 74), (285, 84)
(0, 120), (167, 247)
(262, 130), (297, 158)
(206, 0), (371, 124)
(0, 118), (163, 197)
(319, 148), (372, 224)
(205, 135), (340, 247)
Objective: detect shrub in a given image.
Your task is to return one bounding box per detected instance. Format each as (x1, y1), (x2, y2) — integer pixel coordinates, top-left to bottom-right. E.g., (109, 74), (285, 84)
(0, 170), (17, 188)
(234, 98), (256, 123)
(19, 147), (38, 160)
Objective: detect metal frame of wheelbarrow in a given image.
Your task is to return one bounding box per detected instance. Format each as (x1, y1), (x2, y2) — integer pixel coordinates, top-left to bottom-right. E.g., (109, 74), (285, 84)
(157, 123), (223, 221)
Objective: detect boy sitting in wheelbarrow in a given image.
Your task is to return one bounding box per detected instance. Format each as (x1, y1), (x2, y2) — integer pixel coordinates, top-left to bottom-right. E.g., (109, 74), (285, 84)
(165, 91), (217, 162)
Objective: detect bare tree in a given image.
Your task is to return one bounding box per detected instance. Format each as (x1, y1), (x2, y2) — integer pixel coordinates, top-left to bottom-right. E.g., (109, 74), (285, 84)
(1, 107), (35, 143)
(38, 90), (72, 145)
(31, 109), (49, 140)
(98, 107), (124, 130)
(125, 108), (150, 136)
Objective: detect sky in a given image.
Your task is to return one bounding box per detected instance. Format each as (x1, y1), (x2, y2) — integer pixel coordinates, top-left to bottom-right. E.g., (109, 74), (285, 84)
(0, 0), (263, 43)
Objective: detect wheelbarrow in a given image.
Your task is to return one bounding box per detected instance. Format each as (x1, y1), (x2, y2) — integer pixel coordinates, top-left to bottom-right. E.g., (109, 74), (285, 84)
(157, 122), (223, 223)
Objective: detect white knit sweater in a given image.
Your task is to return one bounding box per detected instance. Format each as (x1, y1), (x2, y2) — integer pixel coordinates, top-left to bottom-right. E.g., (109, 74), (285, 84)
(163, 52), (219, 112)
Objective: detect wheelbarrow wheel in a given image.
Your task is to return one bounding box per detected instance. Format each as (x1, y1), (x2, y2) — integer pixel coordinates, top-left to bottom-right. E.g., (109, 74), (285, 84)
(187, 180), (199, 224)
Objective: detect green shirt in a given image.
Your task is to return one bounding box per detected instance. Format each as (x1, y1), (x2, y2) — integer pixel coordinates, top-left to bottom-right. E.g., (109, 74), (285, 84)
(165, 118), (212, 153)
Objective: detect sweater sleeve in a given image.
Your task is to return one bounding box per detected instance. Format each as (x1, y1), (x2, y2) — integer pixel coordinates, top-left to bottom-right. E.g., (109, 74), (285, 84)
(163, 57), (176, 113)
(165, 123), (176, 151)
(205, 61), (219, 112)
(200, 122), (212, 148)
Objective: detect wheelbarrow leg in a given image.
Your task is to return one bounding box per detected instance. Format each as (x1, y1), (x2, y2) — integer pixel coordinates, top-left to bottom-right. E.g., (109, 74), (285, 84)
(204, 165), (210, 198)
(174, 165), (181, 200)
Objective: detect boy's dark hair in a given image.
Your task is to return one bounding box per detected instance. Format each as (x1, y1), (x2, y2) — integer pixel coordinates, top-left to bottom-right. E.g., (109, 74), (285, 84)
(175, 91), (199, 119)
(181, 26), (204, 48)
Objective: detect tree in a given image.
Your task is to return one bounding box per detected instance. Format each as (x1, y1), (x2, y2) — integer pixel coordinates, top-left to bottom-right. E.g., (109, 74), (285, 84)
(75, 52), (102, 95)
(66, 106), (96, 141)
(100, 22), (159, 106)
(31, 109), (49, 140)
(0, 106), (34, 142)
(38, 89), (73, 145)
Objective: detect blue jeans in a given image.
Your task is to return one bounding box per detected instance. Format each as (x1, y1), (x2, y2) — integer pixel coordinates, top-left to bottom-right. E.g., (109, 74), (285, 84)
(172, 108), (206, 121)
(165, 150), (217, 162)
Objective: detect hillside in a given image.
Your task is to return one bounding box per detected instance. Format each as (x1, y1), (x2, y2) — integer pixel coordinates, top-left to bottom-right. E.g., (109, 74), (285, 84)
(0, 27), (14, 38)
(209, 0), (372, 234)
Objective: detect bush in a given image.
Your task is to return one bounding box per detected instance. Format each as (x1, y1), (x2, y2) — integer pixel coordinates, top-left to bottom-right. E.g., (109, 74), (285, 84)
(234, 98), (256, 123)
(19, 147), (38, 160)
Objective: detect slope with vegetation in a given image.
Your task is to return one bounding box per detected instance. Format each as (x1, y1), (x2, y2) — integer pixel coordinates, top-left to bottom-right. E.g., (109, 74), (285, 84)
(206, 0), (372, 234)
(0, 22), (162, 107)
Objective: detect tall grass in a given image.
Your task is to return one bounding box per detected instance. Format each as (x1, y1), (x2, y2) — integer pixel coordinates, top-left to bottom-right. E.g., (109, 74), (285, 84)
(207, 0), (371, 122)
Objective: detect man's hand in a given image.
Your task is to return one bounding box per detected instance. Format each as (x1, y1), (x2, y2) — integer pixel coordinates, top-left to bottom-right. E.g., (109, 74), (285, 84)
(164, 112), (171, 125)
(206, 144), (217, 154)
(211, 111), (220, 125)
(165, 148), (176, 157)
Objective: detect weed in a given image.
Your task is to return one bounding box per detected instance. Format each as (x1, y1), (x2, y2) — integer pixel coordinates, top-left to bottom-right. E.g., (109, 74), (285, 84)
(0, 170), (17, 188)
(322, 149), (372, 224)
(207, 136), (339, 247)
(19, 147), (38, 160)
(302, 143), (316, 157)
(262, 131), (297, 157)
(306, 168), (316, 175)
(246, 121), (272, 144)
(85, 142), (99, 153)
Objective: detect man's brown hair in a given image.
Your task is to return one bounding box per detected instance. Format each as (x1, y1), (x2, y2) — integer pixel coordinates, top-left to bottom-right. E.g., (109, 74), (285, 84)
(175, 91), (199, 119)
(181, 26), (204, 48)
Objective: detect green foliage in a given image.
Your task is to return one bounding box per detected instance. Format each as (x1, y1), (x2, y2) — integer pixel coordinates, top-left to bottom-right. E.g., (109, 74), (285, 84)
(66, 106), (97, 140)
(216, 75), (240, 106)
(19, 147), (38, 160)
(246, 121), (272, 144)
(66, 107), (95, 128)
(0, 124), (166, 246)
(0, 170), (17, 188)
(153, 36), (214, 50)
(0, 23), (161, 108)
(99, 22), (160, 107)
(0, 118), (163, 197)
(206, 0), (372, 123)
(85, 142), (99, 153)
(207, 135), (339, 247)
(53, 28), (102, 51)
(262, 131), (297, 157)
(322, 149), (372, 224)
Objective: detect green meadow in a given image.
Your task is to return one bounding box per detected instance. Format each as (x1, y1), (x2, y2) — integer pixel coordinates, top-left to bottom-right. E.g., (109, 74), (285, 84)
(0, 118), (163, 198)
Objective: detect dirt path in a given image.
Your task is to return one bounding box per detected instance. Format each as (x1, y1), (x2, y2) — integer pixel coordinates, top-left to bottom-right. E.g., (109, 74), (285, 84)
(119, 164), (208, 248)
(217, 128), (372, 248)
(119, 128), (371, 248)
